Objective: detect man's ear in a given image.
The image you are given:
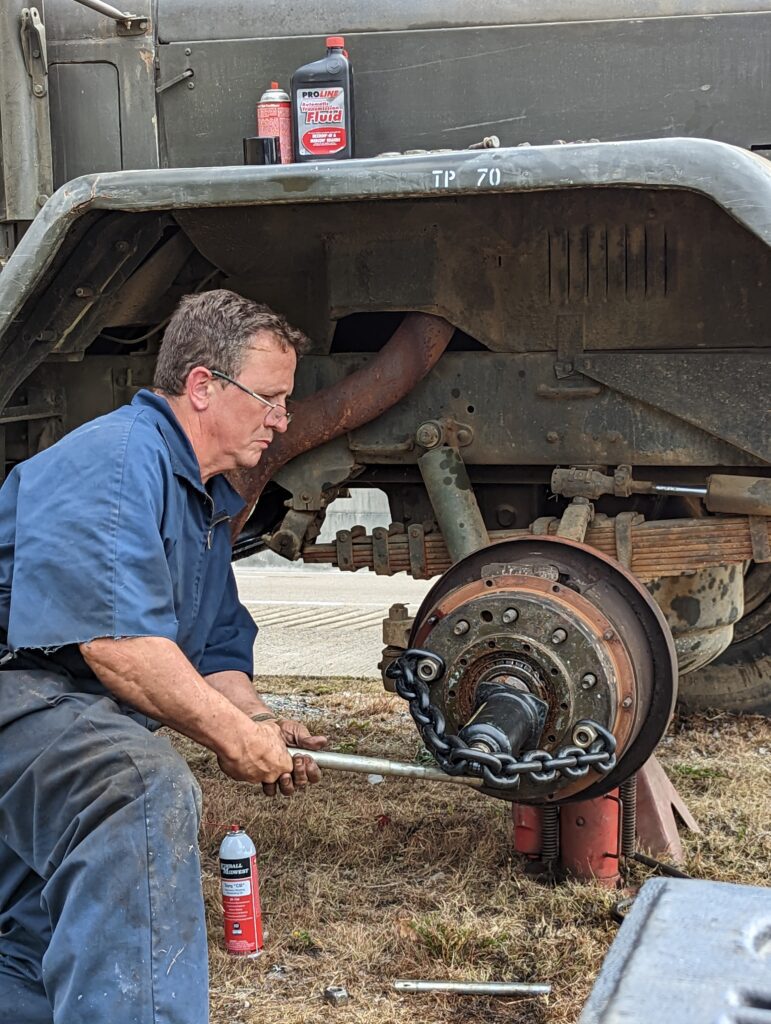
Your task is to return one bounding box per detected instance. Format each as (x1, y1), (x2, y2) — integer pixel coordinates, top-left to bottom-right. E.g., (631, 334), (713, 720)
(186, 367), (213, 412)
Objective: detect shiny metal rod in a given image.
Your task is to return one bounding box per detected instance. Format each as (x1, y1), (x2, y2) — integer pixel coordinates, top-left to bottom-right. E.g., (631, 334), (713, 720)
(650, 484), (707, 496)
(393, 979), (551, 996)
(71, 0), (142, 23)
(286, 747), (484, 788)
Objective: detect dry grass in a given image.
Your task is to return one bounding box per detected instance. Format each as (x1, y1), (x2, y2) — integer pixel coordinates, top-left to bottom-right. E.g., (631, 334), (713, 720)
(171, 676), (771, 1024)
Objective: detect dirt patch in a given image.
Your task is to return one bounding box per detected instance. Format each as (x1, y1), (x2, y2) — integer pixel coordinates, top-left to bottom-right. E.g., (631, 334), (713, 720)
(170, 676), (771, 1024)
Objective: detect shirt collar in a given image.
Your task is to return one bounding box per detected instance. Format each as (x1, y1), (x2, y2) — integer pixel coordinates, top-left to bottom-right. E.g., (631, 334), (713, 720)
(130, 390), (246, 519)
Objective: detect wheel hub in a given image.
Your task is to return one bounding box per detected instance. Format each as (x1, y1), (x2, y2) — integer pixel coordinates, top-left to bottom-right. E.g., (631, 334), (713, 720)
(409, 537), (678, 802)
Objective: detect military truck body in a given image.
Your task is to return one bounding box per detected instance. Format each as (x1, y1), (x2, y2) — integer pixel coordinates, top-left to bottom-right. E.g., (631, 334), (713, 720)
(0, 0), (770, 710)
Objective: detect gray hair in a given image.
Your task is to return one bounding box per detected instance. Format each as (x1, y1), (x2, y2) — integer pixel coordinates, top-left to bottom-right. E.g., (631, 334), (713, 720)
(153, 289), (309, 395)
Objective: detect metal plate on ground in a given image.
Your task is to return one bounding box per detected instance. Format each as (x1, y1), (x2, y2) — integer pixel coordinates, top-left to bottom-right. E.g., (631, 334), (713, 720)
(579, 877), (771, 1024)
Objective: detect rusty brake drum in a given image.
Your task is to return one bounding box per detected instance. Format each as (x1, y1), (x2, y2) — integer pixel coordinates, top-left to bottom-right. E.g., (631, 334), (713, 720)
(409, 537), (678, 804)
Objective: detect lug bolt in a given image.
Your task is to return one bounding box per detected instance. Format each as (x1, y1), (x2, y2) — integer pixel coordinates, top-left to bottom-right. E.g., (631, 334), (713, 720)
(551, 628), (567, 644)
(622, 696), (633, 709)
(417, 658), (440, 682)
(453, 620), (470, 636)
(573, 723), (598, 748)
(502, 608), (518, 624)
(603, 629), (615, 641)
(581, 673), (597, 690)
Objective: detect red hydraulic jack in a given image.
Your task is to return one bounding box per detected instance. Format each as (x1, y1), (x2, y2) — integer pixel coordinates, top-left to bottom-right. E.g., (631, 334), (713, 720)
(512, 755), (700, 888)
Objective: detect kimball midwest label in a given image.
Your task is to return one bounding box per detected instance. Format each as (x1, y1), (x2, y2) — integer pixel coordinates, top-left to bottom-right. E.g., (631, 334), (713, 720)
(220, 856), (263, 954)
(296, 87), (347, 156)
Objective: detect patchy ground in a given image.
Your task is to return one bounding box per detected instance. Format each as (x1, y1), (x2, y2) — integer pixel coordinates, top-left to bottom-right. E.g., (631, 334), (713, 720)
(172, 675), (771, 1024)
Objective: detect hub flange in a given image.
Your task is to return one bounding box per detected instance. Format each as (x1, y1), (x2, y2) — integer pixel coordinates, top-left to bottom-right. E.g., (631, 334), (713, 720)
(409, 537), (677, 803)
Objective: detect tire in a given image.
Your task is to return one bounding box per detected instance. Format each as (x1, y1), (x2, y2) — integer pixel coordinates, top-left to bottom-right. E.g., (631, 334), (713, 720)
(678, 565), (771, 715)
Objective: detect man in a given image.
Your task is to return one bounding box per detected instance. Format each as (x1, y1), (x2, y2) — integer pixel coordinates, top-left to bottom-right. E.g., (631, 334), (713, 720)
(0, 290), (326, 1023)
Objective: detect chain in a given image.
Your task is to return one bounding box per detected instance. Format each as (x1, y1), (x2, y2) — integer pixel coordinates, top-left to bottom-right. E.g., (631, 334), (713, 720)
(386, 648), (617, 791)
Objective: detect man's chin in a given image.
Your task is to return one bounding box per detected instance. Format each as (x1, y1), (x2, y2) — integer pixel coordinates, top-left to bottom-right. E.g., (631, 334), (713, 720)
(235, 448), (264, 470)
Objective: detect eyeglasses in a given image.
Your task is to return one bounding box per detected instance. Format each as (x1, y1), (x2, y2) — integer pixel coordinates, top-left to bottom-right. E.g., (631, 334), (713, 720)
(210, 369), (293, 424)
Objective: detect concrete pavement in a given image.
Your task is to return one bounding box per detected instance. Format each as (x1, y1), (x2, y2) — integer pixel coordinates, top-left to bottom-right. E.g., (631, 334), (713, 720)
(235, 567), (434, 678)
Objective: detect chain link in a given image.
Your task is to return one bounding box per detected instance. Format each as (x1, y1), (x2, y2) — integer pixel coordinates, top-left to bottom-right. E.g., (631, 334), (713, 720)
(386, 648), (617, 791)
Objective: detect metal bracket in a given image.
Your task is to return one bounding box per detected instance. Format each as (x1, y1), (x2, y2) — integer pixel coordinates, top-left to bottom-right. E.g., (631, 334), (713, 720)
(155, 68), (194, 95)
(19, 8), (48, 97)
(748, 516), (771, 563)
(372, 526), (392, 575)
(556, 497), (595, 542)
(70, 0), (148, 34)
(538, 314), (601, 399)
(614, 511), (645, 569)
(335, 529), (355, 572)
(407, 523), (430, 579)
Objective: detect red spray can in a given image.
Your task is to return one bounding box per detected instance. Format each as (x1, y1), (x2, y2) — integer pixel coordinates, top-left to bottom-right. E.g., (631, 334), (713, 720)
(219, 824), (263, 956)
(257, 81), (292, 164)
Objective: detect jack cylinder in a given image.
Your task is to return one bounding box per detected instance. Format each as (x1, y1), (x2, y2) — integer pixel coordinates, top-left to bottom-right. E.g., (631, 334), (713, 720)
(558, 791), (622, 889)
(512, 804), (543, 858)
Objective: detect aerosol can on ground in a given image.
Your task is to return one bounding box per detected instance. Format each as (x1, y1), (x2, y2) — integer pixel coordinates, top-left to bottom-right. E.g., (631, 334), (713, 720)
(291, 36), (354, 161)
(256, 81), (292, 164)
(219, 825), (263, 956)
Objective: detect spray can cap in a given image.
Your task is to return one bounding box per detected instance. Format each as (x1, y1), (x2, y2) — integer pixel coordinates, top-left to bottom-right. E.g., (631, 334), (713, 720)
(326, 35), (345, 48)
(259, 81), (290, 102)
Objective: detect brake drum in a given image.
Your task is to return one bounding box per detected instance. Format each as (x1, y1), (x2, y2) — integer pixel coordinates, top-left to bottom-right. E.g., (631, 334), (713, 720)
(410, 537), (678, 803)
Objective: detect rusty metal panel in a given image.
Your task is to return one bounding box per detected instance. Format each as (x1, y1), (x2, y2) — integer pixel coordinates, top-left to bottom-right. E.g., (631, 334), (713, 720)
(578, 351), (771, 463)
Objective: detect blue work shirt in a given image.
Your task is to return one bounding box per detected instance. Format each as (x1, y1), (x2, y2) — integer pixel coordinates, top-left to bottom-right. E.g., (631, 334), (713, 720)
(0, 389), (257, 686)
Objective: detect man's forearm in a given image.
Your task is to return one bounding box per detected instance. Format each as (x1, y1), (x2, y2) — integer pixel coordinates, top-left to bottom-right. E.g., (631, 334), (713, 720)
(81, 636), (262, 762)
(204, 670), (274, 719)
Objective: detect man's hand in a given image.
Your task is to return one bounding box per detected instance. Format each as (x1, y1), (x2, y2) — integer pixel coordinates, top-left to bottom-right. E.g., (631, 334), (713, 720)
(216, 719), (293, 785)
(261, 718), (329, 798)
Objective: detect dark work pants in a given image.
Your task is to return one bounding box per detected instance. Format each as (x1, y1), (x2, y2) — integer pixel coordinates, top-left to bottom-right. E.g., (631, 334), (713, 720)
(0, 670), (208, 1024)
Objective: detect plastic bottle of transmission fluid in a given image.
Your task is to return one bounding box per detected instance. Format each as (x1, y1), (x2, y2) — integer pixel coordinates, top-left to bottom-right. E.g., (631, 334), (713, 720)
(292, 36), (354, 161)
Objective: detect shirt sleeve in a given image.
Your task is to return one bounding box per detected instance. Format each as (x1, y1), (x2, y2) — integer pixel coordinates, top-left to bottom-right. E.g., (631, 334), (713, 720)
(198, 563), (257, 678)
(6, 414), (180, 651)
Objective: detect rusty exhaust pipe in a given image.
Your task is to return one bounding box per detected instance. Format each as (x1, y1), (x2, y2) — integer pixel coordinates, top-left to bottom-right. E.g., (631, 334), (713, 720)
(229, 312), (454, 537)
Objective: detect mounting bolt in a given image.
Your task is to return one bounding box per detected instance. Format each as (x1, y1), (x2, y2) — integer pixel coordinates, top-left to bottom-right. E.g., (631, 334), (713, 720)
(74, 286), (94, 299)
(502, 608), (519, 624)
(33, 83), (44, 96)
(453, 620), (470, 636)
(416, 420), (442, 449)
(36, 194), (48, 207)
(581, 673), (597, 690)
(456, 427), (473, 446)
(187, 81), (196, 89)
(622, 696), (633, 709)
(184, 47), (192, 55)
(546, 431), (560, 444)
(551, 628), (567, 644)
(114, 240), (130, 254)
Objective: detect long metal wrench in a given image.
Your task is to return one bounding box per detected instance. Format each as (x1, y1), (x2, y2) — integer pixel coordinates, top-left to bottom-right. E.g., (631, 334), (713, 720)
(286, 746), (484, 788)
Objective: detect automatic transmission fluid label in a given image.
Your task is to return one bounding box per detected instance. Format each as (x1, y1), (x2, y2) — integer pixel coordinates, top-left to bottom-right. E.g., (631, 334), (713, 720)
(296, 87), (347, 156)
